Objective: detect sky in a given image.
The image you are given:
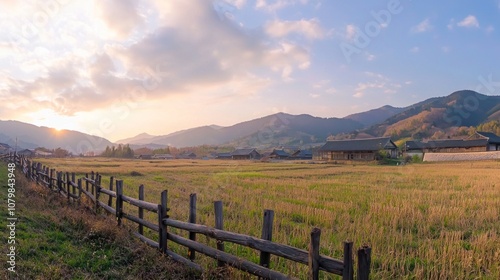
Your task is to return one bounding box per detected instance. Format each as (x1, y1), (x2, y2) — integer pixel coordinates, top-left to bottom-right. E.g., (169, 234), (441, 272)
(1, 0), (499, 142)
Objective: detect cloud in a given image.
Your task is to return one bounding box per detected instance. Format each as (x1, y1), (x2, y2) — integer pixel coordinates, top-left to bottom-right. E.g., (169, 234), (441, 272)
(457, 15), (479, 28)
(412, 19), (432, 33)
(94, 0), (144, 39)
(410, 46), (419, 53)
(223, 0), (247, 9)
(365, 52), (376, 61)
(345, 24), (358, 41)
(256, 0), (307, 11)
(352, 72), (402, 98)
(447, 19), (455, 30)
(265, 18), (325, 39)
(1, 0), (312, 119)
(486, 25), (494, 34)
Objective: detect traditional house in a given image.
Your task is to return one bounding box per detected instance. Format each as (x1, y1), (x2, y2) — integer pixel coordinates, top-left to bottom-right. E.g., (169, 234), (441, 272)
(231, 148), (261, 160)
(17, 149), (35, 157)
(215, 152), (232, 159)
(403, 141), (425, 158)
(290, 149), (313, 160)
(176, 152), (197, 159)
(0, 143), (11, 155)
(152, 154), (174, 159)
(469, 131), (500, 151)
(407, 139), (488, 154)
(317, 137), (397, 161)
(137, 154), (153, 159)
(269, 149), (289, 159)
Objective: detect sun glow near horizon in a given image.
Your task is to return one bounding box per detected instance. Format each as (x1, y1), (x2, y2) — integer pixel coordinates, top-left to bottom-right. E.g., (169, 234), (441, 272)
(28, 109), (83, 134)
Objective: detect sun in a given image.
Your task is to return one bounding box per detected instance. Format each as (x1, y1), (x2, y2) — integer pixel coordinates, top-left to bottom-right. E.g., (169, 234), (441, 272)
(29, 109), (80, 133)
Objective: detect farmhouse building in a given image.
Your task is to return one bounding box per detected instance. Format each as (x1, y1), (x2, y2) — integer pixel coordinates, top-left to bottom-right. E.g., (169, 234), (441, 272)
(469, 131), (500, 151)
(215, 152), (232, 159)
(269, 149), (289, 159)
(152, 154), (174, 159)
(231, 148), (261, 160)
(176, 152), (197, 159)
(291, 149), (313, 160)
(17, 149), (35, 157)
(0, 143), (11, 154)
(317, 137), (397, 161)
(405, 131), (500, 157)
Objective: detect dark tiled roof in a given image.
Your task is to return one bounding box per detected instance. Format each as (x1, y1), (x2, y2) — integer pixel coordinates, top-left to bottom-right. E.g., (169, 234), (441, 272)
(319, 137), (396, 152)
(405, 141), (426, 150)
(231, 148), (259, 156)
(216, 152), (232, 158)
(292, 149), (312, 157)
(270, 149), (289, 157)
(0, 143), (11, 150)
(476, 131), (500, 144)
(406, 139), (488, 150)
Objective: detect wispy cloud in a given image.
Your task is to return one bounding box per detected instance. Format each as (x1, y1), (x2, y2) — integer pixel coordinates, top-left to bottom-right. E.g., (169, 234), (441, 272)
(255, 0), (306, 12)
(412, 18), (432, 33)
(353, 72), (402, 98)
(265, 18), (325, 39)
(457, 15), (479, 28)
(410, 46), (420, 53)
(345, 24), (358, 41)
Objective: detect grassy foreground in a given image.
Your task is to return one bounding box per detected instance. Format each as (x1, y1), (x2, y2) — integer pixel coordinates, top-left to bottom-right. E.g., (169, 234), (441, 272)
(0, 161), (199, 280)
(26, 158), (500, 279)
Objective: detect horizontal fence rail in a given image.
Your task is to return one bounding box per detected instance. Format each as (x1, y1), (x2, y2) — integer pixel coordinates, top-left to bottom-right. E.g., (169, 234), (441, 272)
(5, 153), (371, 280)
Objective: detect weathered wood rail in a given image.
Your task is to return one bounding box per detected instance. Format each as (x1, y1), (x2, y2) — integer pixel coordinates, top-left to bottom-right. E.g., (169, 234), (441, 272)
(6, 153), (371, 279)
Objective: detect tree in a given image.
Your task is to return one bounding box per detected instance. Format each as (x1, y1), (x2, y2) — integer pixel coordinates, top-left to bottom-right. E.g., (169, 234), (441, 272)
(54, 147), (70, 158)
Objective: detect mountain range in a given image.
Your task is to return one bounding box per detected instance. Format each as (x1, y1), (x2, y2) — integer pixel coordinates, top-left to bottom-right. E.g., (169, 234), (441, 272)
(0, 120), (113, 154)
(1, 90), (499, 151)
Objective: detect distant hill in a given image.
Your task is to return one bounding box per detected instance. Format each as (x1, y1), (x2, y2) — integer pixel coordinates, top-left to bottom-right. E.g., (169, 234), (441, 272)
(116, 133), (156, 145)
(122, 113), (364, 148)
(344, 105), (405, 126)
(5, 90), (499, 151)
(0, 120), (114, 154)
(363, 90), (500, 140)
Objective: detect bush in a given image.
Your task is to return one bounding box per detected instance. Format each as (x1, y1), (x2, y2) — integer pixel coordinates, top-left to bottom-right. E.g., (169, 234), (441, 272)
(411, 155), (423, 163)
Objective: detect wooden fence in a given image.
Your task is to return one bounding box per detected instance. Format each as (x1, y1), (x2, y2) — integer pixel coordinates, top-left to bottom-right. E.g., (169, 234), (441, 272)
(7, 153), (371, 279)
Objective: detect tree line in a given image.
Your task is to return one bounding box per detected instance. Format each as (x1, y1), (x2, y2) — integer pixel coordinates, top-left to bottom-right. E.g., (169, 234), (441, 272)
(101, 144), (134, 158)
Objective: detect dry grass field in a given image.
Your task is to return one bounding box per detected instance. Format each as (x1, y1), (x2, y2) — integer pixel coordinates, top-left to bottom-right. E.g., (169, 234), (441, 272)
(35, 157), (500, 279)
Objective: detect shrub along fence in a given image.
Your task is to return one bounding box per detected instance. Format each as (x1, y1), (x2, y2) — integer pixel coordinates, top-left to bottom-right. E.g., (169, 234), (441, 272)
(9, 153), (371, 279)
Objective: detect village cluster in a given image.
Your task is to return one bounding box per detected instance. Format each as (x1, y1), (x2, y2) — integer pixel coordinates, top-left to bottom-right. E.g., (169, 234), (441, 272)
(2, 131), (499, 163)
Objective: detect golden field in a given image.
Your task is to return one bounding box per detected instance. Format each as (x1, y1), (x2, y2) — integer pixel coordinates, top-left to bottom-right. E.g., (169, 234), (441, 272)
(35, 157), (500, 279)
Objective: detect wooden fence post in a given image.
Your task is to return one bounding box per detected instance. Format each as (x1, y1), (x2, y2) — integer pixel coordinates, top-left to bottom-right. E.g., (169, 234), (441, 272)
(116, 180), (123, 226)
(158, 190), (168, 254)
(308, 228), (321, 280)
(95, 174), (101, 213)
(36, 163), (41, 184)
(108, 176), (114, 207)
(49, 169), (54, 189)
(214, 201), (225, 268)
(259, 209), (274, 273)
(27, 160), (31, 178)
(72, 173), (76, 196)
(91, 171), (95, 195)
(77, 178), (82, 205)
(66, 172), (70, 203)
(85, 173), (89, 192)
(57, 172), (62, 193)
(357, 246), (371, 280)
(343, 241), (354, 280)
(138, 184), (144, 235)
(188, 193), (197, 261)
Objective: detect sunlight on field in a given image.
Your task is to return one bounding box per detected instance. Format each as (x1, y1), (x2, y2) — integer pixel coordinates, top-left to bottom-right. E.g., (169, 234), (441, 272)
(36, 158), (500, 279)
